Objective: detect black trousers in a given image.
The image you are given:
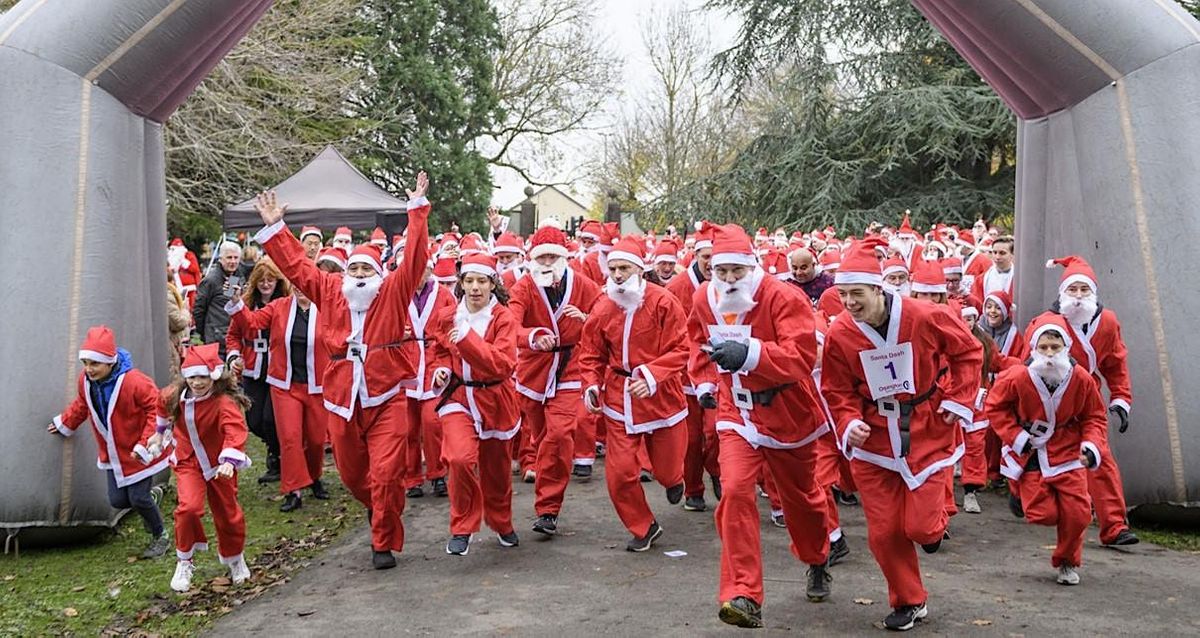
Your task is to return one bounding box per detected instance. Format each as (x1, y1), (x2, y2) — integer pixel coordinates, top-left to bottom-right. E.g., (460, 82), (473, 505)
(244, 375), (279, 457)
(105, 470), (164, 537)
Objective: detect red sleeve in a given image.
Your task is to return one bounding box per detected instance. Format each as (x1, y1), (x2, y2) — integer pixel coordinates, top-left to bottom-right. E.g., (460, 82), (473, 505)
(686, 286), (719, 395)
(1098, 315), (1132, 409)
(382, 201), (432, 315)
(256, 224), (340, 306)
(216, 398), (251, 469)
(819, 332), (867, 447)
(427, 309), (453, 374)
(634, 294), (690, 394)
(930, 304), (984, 422)
(54, 375), (90, 434)
(456, 307), (518, 380)
(134, 374), (161, 448)
(739, 284), (817, 387)
(984, 369), (1025, 450)
(1075, 372), (1108, 452)
(557, 276), (600, 346)
(577, 305), (609, 391)
(507, 279), (541, 350)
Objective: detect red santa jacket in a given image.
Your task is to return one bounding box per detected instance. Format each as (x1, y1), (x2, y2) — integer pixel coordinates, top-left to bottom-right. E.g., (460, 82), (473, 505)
(817, 285), (844, 321)
(225, 298), (268, 381)
(821, 295), (982, 489)
(227, 295), (327, 394)
(986, 363), (1106, 481)
(53, 366), (171, 487)
(429, 298), (521, 439)
(687, 271), (828, 449)
(579, 250), (608, 285)
(406, 281), (457, 401)
(500, 266), (527, 290)
(665, 264), (706, 395)
(172, 250), (202, 308)
(958, 251), (992, 295)
(971, 264), (1014, 302)
(156, 390), (251, 480)
(254, 199), (430, 419)
(579, 282), (689, 434)
(508, 267), (602, 402)
(1030, 309), (1132, 413)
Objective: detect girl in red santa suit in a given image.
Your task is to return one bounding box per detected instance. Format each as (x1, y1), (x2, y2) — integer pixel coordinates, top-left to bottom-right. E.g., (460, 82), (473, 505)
(427, 253), (522, 555)
(145, 343), (251, 593)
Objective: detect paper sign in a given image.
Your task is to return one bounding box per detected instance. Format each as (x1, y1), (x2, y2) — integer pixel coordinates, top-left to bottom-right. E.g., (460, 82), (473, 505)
(663, 550), (687, 558)
(859, 342), (915, 400)
(707, 324), (751, 345)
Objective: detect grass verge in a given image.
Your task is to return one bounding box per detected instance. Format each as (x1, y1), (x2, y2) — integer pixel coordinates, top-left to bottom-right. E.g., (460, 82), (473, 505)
(1132, 524), (1200, 553)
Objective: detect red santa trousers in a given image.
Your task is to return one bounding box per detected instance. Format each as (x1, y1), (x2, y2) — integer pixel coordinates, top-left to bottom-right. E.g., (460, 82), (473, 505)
(1087, 436), (1130, 544)
(404, 397), (445, 488)
(270, 385), (327, 494)
(716, 431), (829, 605)
(682, 396), (720, 498)
(521, 391), (581, 516)
(511, 406), (537, 474)
(604, 417), (686, 537)
(813, 436), (845, 539)
(960, 428), (988, 489)
(1018, 468), (1091, 567)
(440, 414), (515, 536)
(173, 460), (245, 563)
(572, 403), (599, 467)
(852, 459), (948, 608)
(328, 398), (408, 551)
(985, 429), (1004, 483)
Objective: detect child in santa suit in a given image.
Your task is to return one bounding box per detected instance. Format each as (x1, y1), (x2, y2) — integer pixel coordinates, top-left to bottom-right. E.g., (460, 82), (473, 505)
(986, 315), (1104, 585)
(145, 343), (252, 593)
(578, 236), (689, 552)
(427, 253), (521, 555)
(47, 325), (173, 559)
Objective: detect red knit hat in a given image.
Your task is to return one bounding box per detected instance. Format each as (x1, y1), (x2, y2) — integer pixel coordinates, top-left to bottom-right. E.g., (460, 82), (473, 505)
(910, 259), (947, 294)
(317, 246), (348, 270)
(760, 248), (788, 277)
(1027, 312), (1074, 350)
(608, 235), (647, 270)
(984, 289), (1013, 321)
(881, 257), (909, 279)
(710, 223), (757, 268)
(1046, 255), (1098, 294)
(346, 244), (383, 275)
(79, 325), (117, 364)
(834, 238), (887, 287)
(459, 252), (497, 278)
(334, 226), (353, 242)
(182, 343), (224, 379)
(528, 225), (569, 260)
(491, 231), (525, 256)
(299, 226), (322, 243)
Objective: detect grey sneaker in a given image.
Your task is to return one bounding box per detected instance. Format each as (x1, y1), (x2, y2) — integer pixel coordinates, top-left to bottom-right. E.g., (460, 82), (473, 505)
(963, 492), (981, 514)
(141, 533), (170, 559)
(1056, 565), (1080, 585)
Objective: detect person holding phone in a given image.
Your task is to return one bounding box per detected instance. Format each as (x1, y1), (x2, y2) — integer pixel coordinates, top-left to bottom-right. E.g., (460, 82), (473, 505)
(192, 240), (245, 356)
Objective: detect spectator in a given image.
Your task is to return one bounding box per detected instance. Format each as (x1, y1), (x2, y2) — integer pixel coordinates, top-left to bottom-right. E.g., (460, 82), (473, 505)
(165, 275), (190, 375)
(192, 241), (242, 355)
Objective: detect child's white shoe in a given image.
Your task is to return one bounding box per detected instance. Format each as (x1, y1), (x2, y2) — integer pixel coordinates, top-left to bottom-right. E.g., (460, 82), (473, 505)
(228, 555), (251, 584)
(171, 559), (194, 592)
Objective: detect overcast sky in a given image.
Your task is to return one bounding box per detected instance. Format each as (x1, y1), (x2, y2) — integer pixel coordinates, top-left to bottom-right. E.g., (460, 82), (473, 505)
(488, 0), (741, 209)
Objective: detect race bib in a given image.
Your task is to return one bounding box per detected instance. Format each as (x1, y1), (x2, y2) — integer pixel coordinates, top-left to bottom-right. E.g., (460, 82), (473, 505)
(707, 324), (751, 345)
(859, 342), (916, 401)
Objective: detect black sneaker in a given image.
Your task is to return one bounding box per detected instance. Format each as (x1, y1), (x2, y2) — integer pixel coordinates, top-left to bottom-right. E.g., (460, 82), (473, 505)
(805, 563), (832, 602)
(711, 476), (722, 501)
(532, 514), (558, 536)
(431, 477), (448, 497)
(310, 479), (330, 500)
(595, 442), (606, 458)
(572, 464), (592, 481)
(718, 596), (763, 628)
(827, 536), (850, 566)
(498, 531), (520, 547)
(280, 492), (303, 512)
(833, 486), (859, 506)
(883, 603), (928, 631)
(988, 478), (1007, 490)
(406, 485), (425, 498)
(141, 533), (170, 559)
(683, 495), (707, 512)
(639, 469), (654, 483)
(920, 537), (942, 554)
(372, 550), (397, 570)
(626, 521), (664, 552)
(1008, 493), (1025, 518)
(446, 534), (471, 556)
(257, 457), (281, 484)
(1105, 529), (1140, 547)
(666, 483), (685, 505)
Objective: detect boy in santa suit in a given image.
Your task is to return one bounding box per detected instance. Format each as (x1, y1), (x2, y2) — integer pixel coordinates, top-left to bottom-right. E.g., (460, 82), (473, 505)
(47, 325), (172, 559)
(251, 172), (431, 570)
(821, 238), (982, 632)
(687, 224), (833, 629)
(986, 315), (1105, 585)
(508, 223), (601, 535)
(1030, 256), (1138, 546)
(168, 238), (202, 309)
(970, 235), (1015, 301)
(332, 226), (354, 253)
(403, 260), (455, 498)
(578, 236), (689, 552)
(665, 223), (721, 512)
(428, 253), (521, 555)
(146, 343), (252, 593)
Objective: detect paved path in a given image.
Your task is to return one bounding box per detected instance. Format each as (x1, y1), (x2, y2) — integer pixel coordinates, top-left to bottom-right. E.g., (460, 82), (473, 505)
(212, 461), (1200, 636)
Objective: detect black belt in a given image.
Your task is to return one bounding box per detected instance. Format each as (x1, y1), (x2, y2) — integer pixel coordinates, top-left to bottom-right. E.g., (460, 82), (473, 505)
(329, 341), (407, 361)
(613, 368), (632, 377)
(733, 383), (794, 408)
(549, 344), (575, 384)
(876, 367), (948, 457)
(436, 372), (503, 411)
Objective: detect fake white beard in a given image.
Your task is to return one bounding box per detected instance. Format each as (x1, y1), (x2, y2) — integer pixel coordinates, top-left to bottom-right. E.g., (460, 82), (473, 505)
(167, 246), (187, 269)
(605, 273), (646, 311)
(1059, 292), (1098, 327)
(657, 267), (676, 282)
(497, 259), (522, 275)
(882, 281), (911, 297)
(713, 270), (761, 315)
(531, 258), (567, 287)
(333, 239), (352, 252)
(1030, 350), (1072, 386)
(455, 298), (494, 339)
(342, 273), (383, 312)
(889, 238), (914, 258)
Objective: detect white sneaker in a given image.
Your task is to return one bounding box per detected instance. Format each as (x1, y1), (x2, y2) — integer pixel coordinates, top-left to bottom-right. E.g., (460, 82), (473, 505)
(963, 492), (981, 514)
(170, 560), (194, 592)
(228, 555), (251, 584)
(1056, 565), (1080, 586)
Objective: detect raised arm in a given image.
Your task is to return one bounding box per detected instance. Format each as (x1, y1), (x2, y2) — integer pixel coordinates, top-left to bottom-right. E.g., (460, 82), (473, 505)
(386, 171), (432, 309)
(252, 190), (339, 305)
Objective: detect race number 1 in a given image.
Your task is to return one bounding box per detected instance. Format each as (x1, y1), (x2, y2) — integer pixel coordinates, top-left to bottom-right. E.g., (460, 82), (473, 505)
(859, 342), (916, 401)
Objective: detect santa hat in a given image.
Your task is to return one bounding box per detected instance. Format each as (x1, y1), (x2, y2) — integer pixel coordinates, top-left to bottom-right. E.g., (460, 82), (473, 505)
(334, 226), (353, 242)
(346, 244), (383, 275)
(925, 239), (947, 256)
(711, 224), (758, 268)
(528, 225), (569, 260)
(608, 235), (647, 270)
(984, 289), (1013, 321)
(652, 240), (678, 265)
(601, 222), (620, 248)
(693, 221), (714, 251)
(432, 255), (458, 283)
(961, 295), (982, 321)
(299, 226), (323, 243)
(317, 246), (348, 270)
(955, 232), (976, 249)
(910, 259), (947, 294)
(459, 234), (485, 256)
(834, 238), (887, 287)
(491, 232), (525, 256)
(897, 212), (917, 238)
(169, 237), (185, 249)
(578, 219), (602, 242)
(440, 232), (462, 247)
(370, 227), (387, 246)
(881, 257), (909, 279)
(753, 227), (769, 243)
(182, 343), (225, 380)
(1026, 313), (1074, 350)
(1046, 255), (1098, 295)
(459, 252), (497, 278)
(761, 248), (789, 278)
(941, 257), (963, 276)
(819, 249), (841, 271)
(79, 325), (118, 364)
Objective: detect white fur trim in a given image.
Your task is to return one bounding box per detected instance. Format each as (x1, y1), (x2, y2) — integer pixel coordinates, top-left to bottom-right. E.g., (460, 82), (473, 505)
(529, 243), (569, 260)
(53, 415), (73, 437)
(460, 262), (496, 278)
(528, 327), (553, 349)
(223, 298), (245, 315)
(317, 253), (346, 269)
(181, 365), (215, 379)
(78, 349), (117, 364)
(1109, 398), (1131, 414)
(694, 382), (717, 397)
(1029, 323), (1073, 349)
(346, 253), (383, 274)
(881, 263), (908, 278)
(1013, 430), (1031, 455)
(938, 400), (973, 426)
(910, 282), (947, 294)
(984, 293), (1009, 320)
(217, 448), (252, 469)
(607, 250), (645, 270)
(1058, 273), (1097, 295)
(254, 220), (287, 244)
(633, 365), (658, 396)
(834, 271), (883, 287)
(711, 252), (757, 267)
(693, 239), (713, 250)
(739, 337), (762, 373)
(653, 253), (677, 264)
(133, 444), (154, 465)
(406, 196), (429, 210)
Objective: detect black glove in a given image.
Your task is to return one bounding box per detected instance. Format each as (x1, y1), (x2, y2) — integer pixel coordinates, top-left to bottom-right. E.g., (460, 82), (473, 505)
(1108, 405), (1129, 433)
(698, 393), (718, 410)
(709, 340), (749, 372)
(1082, 447), (1098, 469)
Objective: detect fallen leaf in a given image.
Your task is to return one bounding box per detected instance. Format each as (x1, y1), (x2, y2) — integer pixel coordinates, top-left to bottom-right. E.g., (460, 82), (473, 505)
(63, 608), (79, 617)
(2, 575), (15, 581)
(972, 619), (993, 626)
(854, 598), (874, 605)
(210, 576), (232, 586)
(126, 556), (139, 563)
(298, 609), (316, 617)
(1041, 545), (1057, 550)
(211, 585), (230, 594)
(71, 585), (86, 592)
(108, 587), (121, 598)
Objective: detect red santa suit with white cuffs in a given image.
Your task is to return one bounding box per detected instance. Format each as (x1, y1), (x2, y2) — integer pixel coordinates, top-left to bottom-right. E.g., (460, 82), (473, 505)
(508, 226), (602, 521)
(492, 233), (536, 471)
(578, 237), (689, 541)
(155, 344), (250, 564)
(687, 224), (831, 608)
(820, 240), (982, 610)
(987, 316), (1104, 569)
(403, 279), (456, 490)
(254, 197), (431, 553)
(428, 254), (520, 538)
(226, 294), (329, 496)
